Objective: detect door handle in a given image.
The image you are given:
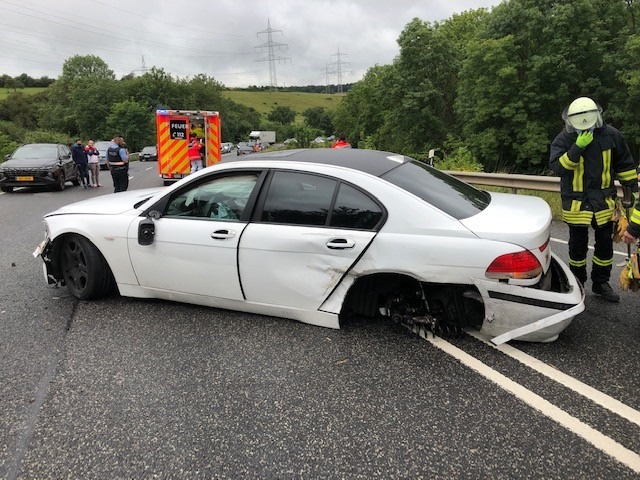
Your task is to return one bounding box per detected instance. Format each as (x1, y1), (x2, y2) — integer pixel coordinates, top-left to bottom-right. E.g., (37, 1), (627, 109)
(211, 229), (236, 240)
(326, 238), (355, 249)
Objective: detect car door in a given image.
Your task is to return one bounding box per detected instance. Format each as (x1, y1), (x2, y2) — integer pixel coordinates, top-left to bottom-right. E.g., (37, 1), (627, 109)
(57, 145), (72, 178)
(238, 170), (384, 311)
(128, 171), (262, 301)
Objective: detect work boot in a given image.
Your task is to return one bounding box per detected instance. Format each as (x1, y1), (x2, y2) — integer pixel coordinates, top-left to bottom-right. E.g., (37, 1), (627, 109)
(592, 282), (620, 302)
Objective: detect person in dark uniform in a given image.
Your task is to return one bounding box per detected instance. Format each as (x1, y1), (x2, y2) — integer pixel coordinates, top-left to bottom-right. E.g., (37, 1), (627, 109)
(107, 135), (129, 193)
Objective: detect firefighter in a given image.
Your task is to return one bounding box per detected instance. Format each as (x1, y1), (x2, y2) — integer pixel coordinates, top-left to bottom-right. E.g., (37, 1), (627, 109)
(549, 97), (638, 302)
(188, 135), (203, 173)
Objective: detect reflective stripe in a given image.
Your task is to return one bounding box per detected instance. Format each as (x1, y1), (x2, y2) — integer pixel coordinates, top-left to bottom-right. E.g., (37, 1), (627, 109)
(593, 255), (613, 267)
(630, 208), (640, 226)
(569, 258), (587, 267)
(601, 149), (611, 189)
(595, 207), (614, 226)
(572, 157), (584, 192)
(559, 152), (579, 170)
(618, 168), (637, 182)
(562, 209), (592, 225)
(571, 199), (582, 212)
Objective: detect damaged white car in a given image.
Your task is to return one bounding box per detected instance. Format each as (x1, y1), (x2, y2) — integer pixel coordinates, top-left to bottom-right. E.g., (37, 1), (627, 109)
(34, 149), (584, 344)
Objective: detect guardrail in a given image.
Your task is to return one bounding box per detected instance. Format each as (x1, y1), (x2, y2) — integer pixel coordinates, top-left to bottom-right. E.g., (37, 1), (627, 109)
(445, 171), (631, 197)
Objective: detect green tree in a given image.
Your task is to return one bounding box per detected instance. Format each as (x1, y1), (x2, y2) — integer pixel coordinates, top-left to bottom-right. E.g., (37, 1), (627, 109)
(0, 91), (45, 129)
(455, 0), (630, 172)
(333, 64), (398, 150)
(302, 106), (334, 135)
(40, 55), (118, 136)
(267, 105), (296, 124)
(105, 99), (154, 152)
(59, 54), (115, 82)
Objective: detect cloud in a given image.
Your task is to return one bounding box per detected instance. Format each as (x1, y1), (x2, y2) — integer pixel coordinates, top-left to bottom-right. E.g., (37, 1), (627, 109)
(0, 0), (502, 87)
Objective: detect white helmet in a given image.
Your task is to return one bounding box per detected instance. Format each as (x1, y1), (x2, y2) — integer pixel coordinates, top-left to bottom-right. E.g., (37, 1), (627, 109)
(564, 97), (603, 132)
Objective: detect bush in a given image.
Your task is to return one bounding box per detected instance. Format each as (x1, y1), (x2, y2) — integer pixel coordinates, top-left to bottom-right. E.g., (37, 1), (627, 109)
(22, 130), (71, 145)
(0, 132), (20, 160)
(435, 146), (483, 172)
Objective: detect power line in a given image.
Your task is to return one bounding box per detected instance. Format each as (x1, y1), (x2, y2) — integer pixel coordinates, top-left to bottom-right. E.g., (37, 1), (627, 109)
(254, 19), (290, 92)
(320, 63), (331, 94)
(329, 46), (351, 94)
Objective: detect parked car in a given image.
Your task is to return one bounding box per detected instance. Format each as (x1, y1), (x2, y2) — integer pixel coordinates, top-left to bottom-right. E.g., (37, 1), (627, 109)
(221, 142), (234, 154)
(34, 148), (584, 344)
(236, 145), (254, 156)
(94, 141), (113, 170)
(139, 146), (158, 162)
(0, 143), (80, 193)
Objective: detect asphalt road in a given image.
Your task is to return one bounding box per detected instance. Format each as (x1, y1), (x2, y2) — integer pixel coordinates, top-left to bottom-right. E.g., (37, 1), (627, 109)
(1, 160), (640, 478)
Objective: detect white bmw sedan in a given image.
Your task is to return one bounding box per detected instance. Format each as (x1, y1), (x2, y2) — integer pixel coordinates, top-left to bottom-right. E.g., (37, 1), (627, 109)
(34, 149), (584, 344)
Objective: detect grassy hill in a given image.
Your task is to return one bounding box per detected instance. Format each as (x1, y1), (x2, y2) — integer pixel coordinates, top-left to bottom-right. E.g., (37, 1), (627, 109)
(0, 87), (47, 100)
(223, 90), (344, 122)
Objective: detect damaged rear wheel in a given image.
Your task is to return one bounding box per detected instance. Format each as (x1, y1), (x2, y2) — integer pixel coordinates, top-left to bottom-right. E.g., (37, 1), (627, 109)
(59, 235), (115, 299)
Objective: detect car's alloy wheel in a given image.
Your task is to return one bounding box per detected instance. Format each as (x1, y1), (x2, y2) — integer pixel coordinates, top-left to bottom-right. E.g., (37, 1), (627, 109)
(59, 235), (115, 299)
(55, 172), (66, 191)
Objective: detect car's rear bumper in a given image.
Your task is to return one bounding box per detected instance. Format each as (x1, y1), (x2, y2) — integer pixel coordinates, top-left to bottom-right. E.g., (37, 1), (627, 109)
(474, 252), (585, 344)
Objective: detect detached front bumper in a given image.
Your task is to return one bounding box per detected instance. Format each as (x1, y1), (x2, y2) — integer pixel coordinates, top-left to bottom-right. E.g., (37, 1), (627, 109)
(474, 252), (585, 344)
(33, 236), (61, 286)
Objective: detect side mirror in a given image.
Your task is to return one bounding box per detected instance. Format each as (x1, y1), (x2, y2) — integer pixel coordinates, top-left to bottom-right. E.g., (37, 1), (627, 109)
(138, 211), (161, 245)
(4, 154), (10, 161)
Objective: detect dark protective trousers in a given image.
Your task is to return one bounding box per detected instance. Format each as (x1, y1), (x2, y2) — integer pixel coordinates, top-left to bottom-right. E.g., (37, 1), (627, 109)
(76, 162), (90, 186)
(568, 219), (614, 284)
(111, 167), (129, 193)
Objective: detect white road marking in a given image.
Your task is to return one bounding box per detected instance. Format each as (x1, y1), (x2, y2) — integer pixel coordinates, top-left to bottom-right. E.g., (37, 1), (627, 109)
(467, 330), (640, 428)
(551, 237), (627, 257)
(146, 167), (153, 171)
(410, 326), (640, 473)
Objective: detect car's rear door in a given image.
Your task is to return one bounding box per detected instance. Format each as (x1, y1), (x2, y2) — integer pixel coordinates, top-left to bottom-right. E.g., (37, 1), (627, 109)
(238, 170), (384, 310)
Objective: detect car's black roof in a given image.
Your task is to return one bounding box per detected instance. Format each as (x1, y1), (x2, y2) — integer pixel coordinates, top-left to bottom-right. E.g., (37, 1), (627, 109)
(225, 148), (412, 177)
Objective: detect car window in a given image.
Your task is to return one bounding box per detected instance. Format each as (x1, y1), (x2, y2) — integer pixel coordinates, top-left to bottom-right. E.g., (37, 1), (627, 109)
(261, 171), (337, 226)
(142, 147), (156, 153)
(381, 160), (490, 220)
(330, 183), (383, 230)
(12, 145), (58, 159)
(94, 142), (112, 154)
(165, 173), (259, 220)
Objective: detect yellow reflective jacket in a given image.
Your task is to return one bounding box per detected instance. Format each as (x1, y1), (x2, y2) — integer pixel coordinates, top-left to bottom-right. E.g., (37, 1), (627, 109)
(549, 123), (637, 226)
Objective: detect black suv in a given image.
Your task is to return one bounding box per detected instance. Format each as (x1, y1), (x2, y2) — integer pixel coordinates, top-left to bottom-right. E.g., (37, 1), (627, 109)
(0, 143), (80, 193)
(140, 146), (158, 162)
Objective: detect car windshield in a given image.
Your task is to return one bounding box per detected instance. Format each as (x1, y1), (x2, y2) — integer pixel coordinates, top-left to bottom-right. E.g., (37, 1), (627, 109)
(381, 160), (490, 220)
(12, 145), (58, 159)
(142, 147), (156, 153)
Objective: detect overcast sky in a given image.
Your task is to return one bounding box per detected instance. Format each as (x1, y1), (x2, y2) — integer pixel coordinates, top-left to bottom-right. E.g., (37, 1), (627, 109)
(0, 0), (504, 88)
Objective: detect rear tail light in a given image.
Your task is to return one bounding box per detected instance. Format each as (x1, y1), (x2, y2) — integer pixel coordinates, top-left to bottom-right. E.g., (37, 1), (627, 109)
(486, 250), (542, 280)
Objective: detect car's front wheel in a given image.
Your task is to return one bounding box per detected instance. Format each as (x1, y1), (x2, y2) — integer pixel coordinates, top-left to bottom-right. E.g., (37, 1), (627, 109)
(55, 172), (66, 191)
(59, 235), (115, 299)
(72, 168), (81, 186)
(0, 185), (13, 193)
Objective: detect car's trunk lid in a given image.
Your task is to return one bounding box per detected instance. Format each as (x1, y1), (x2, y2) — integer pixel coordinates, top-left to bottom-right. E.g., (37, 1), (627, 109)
(460, 191), (552, 270)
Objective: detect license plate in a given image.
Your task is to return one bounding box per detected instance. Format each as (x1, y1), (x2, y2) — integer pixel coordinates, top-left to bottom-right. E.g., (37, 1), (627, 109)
(16, 176), (34, 181)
